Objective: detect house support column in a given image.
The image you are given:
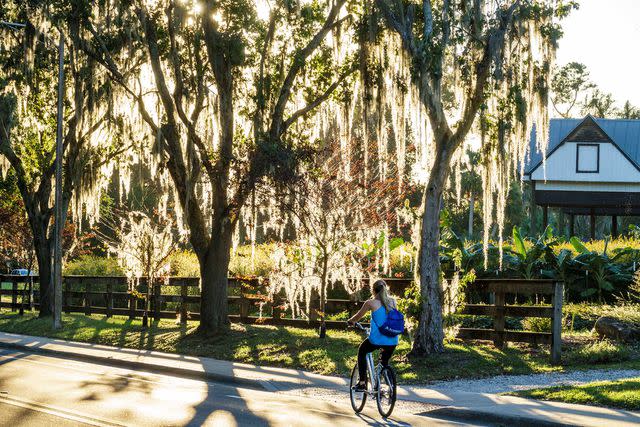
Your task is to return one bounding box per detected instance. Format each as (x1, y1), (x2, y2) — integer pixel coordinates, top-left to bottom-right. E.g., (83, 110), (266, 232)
(558, 210), (565, 237)
(543, 205), (548, 231)
(530, 182), (537, 237)
(612, 215), (618, 238)
(570, 214), (575, 237)
(590, 209), (596, 240)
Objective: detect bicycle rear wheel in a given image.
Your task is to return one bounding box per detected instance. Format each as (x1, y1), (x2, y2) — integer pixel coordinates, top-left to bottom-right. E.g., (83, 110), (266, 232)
(376, 366), (397, 418)
(349, 364), (367, 413)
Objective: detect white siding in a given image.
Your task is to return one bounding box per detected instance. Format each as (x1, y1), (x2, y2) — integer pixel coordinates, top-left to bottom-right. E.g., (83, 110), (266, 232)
(530, 141), (640, 182)
(536, 181), (640, 193)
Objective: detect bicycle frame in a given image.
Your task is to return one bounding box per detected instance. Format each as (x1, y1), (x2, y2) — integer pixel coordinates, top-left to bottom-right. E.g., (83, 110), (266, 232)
(365, 351), (378, 393)
(353, 322), (380, 395)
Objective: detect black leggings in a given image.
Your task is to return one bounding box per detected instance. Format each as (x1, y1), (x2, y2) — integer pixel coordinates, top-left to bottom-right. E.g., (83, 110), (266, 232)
(357, 338), (396, 382)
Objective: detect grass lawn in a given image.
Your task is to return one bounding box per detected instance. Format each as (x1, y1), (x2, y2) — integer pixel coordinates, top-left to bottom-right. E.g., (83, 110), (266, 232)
(506, 378), (640, 411)
(1, 311), (639, 384)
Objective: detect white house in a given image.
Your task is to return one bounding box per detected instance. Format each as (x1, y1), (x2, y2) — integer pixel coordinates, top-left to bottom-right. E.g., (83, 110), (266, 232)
(524, 115), (640, 238)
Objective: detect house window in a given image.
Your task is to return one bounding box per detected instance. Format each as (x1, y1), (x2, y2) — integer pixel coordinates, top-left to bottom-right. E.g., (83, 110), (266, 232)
(576, 144), (599, 173)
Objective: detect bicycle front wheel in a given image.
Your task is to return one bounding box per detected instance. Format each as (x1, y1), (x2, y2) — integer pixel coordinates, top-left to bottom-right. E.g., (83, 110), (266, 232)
(376, 366), (397, 418)
(349, 363), (367, 413)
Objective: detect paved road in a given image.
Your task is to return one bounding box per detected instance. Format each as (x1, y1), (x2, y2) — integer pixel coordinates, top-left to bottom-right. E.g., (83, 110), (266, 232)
(0, 348), (481, 426)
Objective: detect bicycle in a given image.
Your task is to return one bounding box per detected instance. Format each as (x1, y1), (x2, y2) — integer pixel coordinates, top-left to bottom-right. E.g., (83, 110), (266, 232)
(348, 322), (397, 418)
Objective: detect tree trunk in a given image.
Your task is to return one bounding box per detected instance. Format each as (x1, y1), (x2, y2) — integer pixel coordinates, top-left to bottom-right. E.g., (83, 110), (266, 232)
(319, 254), (329, 338)
(411, 155), (449, 355)
(197, 222), (232, 335)
(35, 239), (53, 317)
(467, 191), (475, 239)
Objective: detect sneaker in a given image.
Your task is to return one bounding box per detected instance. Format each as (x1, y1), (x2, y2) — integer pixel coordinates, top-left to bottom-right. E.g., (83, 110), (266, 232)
(354, 381), (366, 392)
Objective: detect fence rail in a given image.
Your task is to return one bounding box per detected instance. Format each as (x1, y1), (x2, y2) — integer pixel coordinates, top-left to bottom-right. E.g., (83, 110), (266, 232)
(0, 275), (411, 328)
(456, 278), (564, 364)
(1, 275), (565, 360)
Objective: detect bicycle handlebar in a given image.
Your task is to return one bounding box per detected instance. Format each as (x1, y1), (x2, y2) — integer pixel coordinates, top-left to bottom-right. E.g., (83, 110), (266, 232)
(347, 322), (367, 331)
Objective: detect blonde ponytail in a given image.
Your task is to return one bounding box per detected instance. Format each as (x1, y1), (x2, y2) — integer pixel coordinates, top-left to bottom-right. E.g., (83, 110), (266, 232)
(372, 280), (394, 312)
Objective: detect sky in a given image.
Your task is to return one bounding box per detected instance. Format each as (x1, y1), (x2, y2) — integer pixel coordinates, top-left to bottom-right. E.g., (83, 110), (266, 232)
(556, 0), (640, 108)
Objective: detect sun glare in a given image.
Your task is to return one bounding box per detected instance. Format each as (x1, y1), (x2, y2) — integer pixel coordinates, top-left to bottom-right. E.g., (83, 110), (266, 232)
(256, 0), (271, 21)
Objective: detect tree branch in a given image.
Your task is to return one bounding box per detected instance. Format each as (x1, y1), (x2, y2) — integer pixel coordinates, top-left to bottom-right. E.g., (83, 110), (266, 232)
(269, 0), (349, 138)
(165, 4), (216, 179)
(423, 0), (433, 41)
(452, 1), (521, 144)
(281, 65), (356, 135)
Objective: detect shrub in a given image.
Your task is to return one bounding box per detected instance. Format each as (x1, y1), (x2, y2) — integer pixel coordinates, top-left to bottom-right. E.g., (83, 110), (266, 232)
(397, 280), (421, 329)
(564, 340), (631, 365)
(563, 303), (640, 331)
(326, 310), (350, 321)
(64, 255), (123, 276)
(389, 243), (415, 278)
(229, 244), (275, 277)
(169, 251), (200, 277)
(522, 317), (551, 332)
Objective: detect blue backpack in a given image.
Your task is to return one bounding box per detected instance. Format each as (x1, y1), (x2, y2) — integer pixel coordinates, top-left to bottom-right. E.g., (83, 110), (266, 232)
(375, 309), (405, 337)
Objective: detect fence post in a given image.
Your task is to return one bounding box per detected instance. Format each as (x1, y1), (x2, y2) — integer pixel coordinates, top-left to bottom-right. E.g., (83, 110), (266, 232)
(309, 294), (319, 322)
(11, 280), (18, 312)
(106, 280), (113, 318)
(29, 277), (34, 311)
(128, 291), (136, 320)
(153, 280), (161, 321)
(19, 282), (24, 316)
(84, 279), (91, 316)
(64, 279), (71, 314)
(239, 295), (249, 321)
(179, 284), (188, 325)
(551, 281), (564, 365)
(272, 295), (283, 320)
(493, 288), (505, 349)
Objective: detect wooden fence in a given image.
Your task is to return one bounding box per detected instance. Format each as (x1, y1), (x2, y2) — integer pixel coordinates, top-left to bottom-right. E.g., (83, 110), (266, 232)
(0, 275), (412, 329)
(456, 279), (564, 364)
(1, 276), (564, 361)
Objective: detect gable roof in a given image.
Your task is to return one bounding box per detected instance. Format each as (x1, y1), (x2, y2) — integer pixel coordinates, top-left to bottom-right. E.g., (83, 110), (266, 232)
(525, 116), (640, 175)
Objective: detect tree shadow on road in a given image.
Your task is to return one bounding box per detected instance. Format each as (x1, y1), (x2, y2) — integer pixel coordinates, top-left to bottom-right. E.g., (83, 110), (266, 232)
(185, 380), (271, 427)
(78, 372), (153, 401)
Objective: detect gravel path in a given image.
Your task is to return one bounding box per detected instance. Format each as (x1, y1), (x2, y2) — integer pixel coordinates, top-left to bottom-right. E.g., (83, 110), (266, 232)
(422, 369), (640, 394)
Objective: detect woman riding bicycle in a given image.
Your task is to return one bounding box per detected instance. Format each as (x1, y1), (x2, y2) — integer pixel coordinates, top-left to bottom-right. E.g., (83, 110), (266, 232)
(347, 279), (398, 392)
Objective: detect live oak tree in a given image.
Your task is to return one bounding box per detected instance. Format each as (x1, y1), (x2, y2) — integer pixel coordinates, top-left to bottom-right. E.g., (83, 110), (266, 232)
(619, 101), (640, 120)
(551, 62), (594, 118)
(81, 0), (355, 335)
(0, 2), (128, 316)
(581, 88), (617, 118)
(551, 62), (639, 119)
(373, 0), (575, 354)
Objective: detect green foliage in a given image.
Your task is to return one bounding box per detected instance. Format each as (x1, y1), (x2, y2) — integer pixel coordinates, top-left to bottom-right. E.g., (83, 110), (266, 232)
(551, 62), (594, 117)
(563, 303), (640, 331)
(571, 238), (634, 302)
(397, 280), (421, 329)
(620, 271), (640, 304)
(504, 226), (557, 280)
(564, 340), (631, 365)
(64, 255), (123, 276)
(229, 244), (276, 277)
(169, 251), (200, 277)
(439, 225), (639, 303)
(508, 378), (640, 411)
(325, 310), (350, 321)
(522, 317), (551, 333)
